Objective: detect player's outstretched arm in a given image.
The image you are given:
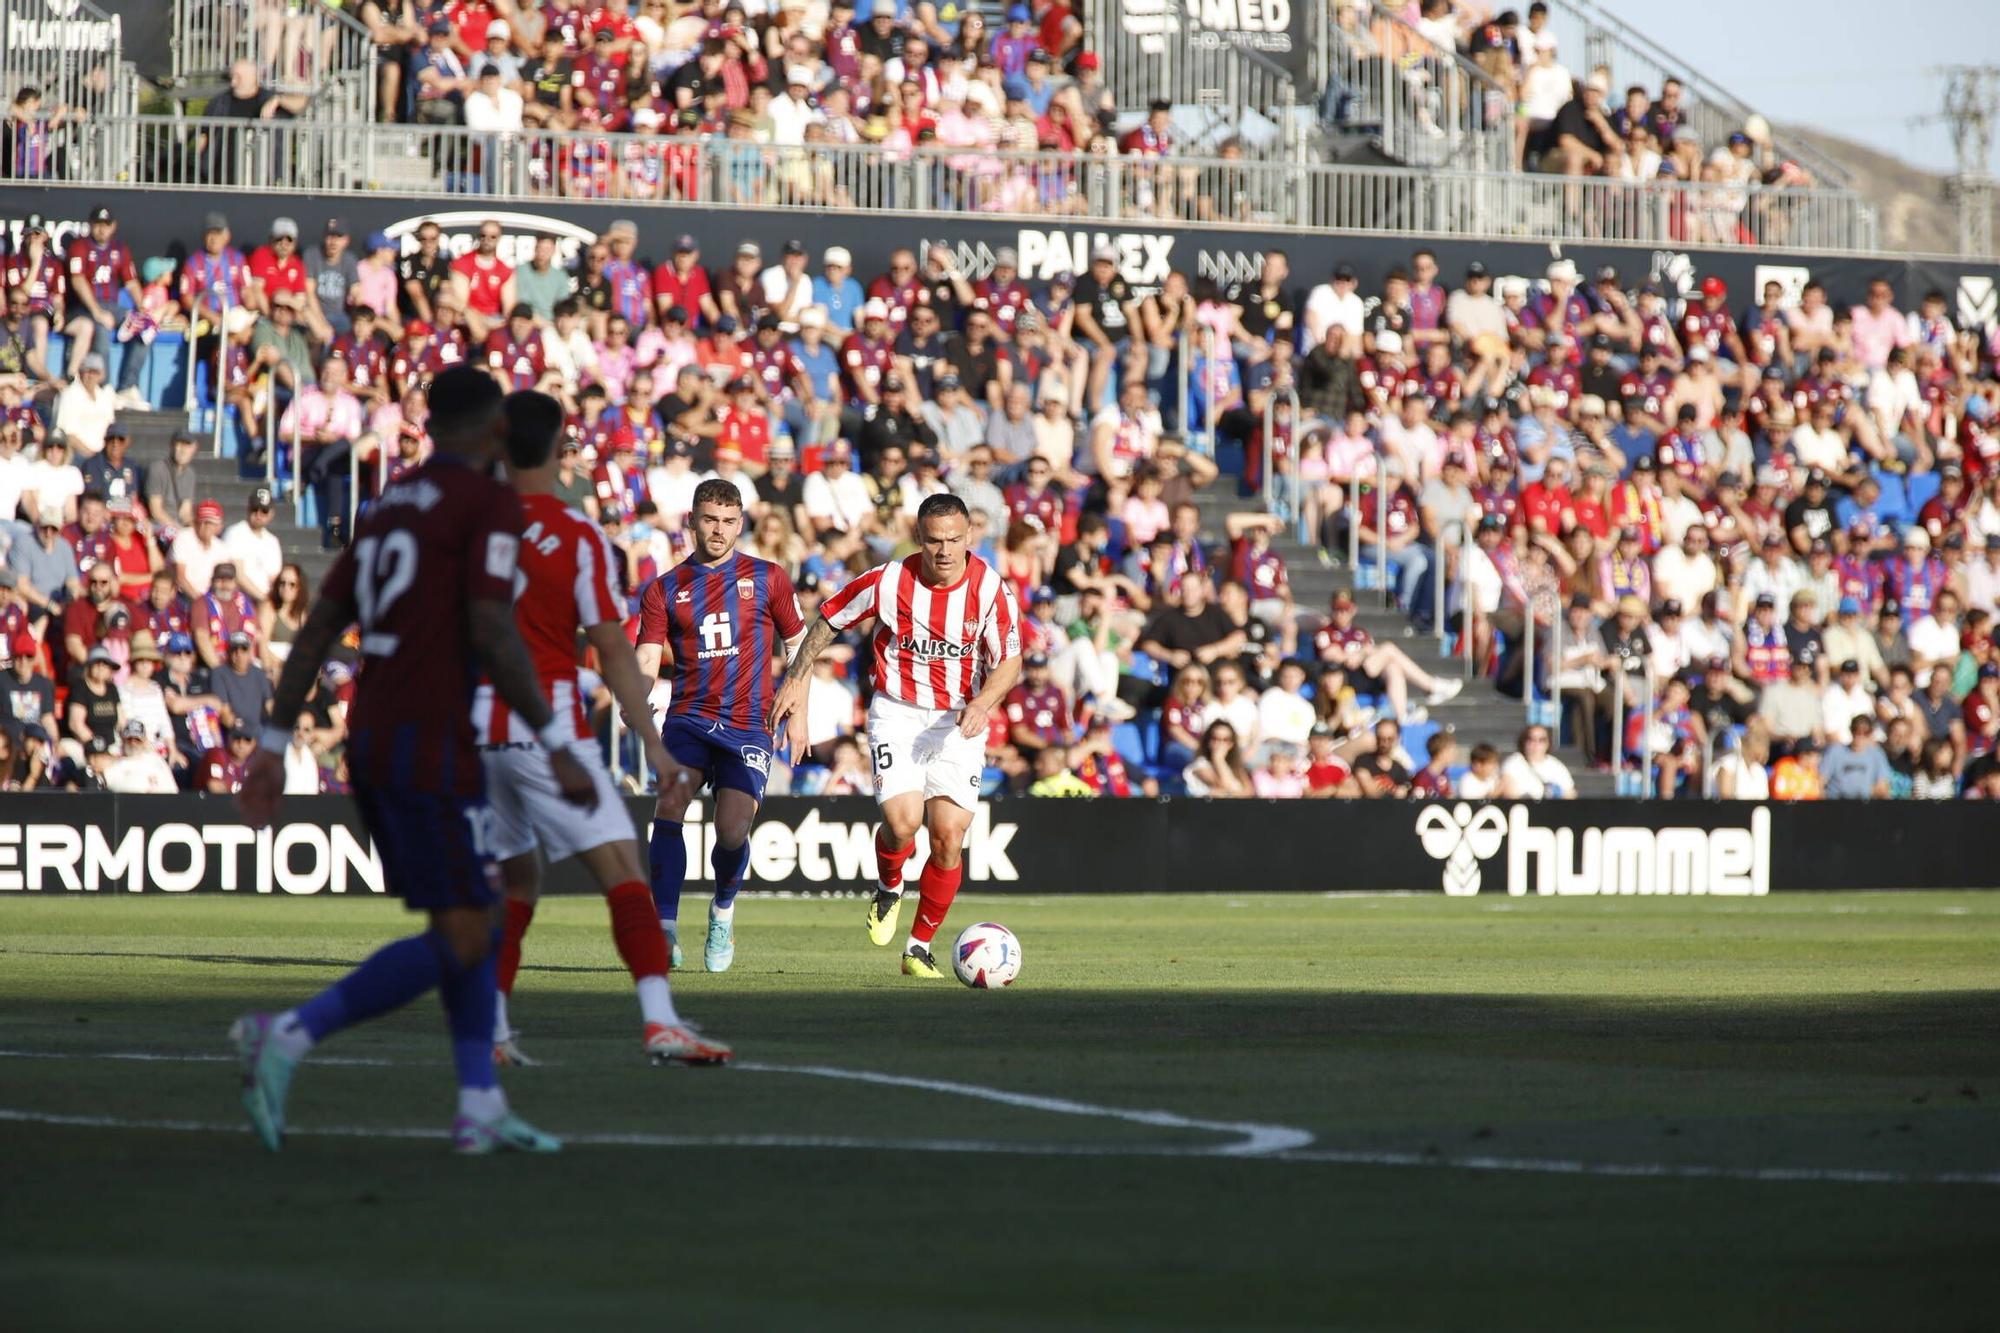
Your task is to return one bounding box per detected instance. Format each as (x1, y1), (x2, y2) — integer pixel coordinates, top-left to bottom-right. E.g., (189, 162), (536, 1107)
(469, 596), (600, 811)
(768, 613), (837, 746)
(586, 621), (687, 790)
(238, 594), (351, 830)
(958, 653), (1023, 740)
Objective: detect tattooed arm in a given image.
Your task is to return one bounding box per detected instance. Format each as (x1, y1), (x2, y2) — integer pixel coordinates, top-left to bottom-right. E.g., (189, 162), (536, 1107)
(767, 613), (838, 752)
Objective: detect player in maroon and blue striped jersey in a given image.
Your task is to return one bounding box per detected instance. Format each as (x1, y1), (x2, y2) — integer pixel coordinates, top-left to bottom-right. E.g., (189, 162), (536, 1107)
(635, 479), (807, 971)
(231, 367), (596, 1157)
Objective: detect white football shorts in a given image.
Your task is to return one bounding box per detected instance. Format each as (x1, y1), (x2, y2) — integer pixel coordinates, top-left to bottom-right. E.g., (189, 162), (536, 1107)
(481, 738), (635, 863)
(865, 694), (985, 809)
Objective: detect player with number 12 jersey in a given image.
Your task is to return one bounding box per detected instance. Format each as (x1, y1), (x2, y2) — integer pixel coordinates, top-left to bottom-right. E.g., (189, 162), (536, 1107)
(230, 367), (593, 1157)
(636, 479), (806, 972)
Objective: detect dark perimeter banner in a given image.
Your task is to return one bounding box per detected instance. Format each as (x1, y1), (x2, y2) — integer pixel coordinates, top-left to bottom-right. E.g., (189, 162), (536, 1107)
(0, 795), (1993, 897)
(4, 184), (1995, 326)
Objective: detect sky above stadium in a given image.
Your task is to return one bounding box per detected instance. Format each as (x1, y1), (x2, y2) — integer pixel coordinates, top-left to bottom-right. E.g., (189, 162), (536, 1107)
(1595, 0), (2000, 176)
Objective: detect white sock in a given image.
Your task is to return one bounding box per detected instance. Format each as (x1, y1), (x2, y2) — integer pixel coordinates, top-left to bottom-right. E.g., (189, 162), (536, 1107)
(492, 992), (511, 1044)
(272, 1010), (314, 1060)
(636, 974), (679, 1027)
(877, 882), (902, 900)
(662, 920), (679, 942)
(710, 901), (734, 924)
(904, 934), (929, 956)
(458, 1085), (508, 1121)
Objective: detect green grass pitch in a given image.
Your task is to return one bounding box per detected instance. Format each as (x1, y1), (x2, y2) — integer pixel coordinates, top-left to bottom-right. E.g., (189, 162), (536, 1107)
(2, 891), (1997, 1331)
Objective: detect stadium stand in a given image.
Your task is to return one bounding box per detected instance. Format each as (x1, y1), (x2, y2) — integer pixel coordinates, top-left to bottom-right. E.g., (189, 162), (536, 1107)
(1, 0), (1996, 801)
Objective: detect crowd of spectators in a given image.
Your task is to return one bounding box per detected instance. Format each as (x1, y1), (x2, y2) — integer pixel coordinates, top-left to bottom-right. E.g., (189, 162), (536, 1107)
(8, 185), (2000, 800)
(5, 0), (1845, 251)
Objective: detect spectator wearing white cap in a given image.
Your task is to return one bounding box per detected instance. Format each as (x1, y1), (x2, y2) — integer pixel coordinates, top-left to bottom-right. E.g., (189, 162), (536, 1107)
(769, 69), (816, 145)
(812, 247), (865, 333)
(53, 357), (116, 456)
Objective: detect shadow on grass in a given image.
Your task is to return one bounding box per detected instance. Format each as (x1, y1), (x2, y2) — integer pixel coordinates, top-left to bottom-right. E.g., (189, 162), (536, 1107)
(4, 984), (1997, 1081)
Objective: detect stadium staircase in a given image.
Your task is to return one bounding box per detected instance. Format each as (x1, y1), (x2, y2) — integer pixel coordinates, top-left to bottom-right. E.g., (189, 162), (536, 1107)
(1082, 0), (1324, 160)
(119, 410), (341, 593)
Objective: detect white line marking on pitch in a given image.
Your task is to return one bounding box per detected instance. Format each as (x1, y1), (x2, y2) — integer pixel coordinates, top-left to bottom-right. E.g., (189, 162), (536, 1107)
(735, 1061), (1312, 1156)
(3, 1051), (1995, 1186)
(0, 1049), (1304, 1157)
(0, 1106), (1994, 1185)
(0, 1047), (398, 1068)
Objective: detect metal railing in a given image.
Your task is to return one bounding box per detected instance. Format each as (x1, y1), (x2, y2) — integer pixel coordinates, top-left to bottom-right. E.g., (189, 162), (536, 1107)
(1258, 384), (1300, 521)
(0, 0), (140, 163)
(171, 0), (376, 123)
(1084, 0), (1322, 159)
(49, 116), (1882, 255)
(1538, 0), (1853, 192)
(1323, 3), (1512, 172)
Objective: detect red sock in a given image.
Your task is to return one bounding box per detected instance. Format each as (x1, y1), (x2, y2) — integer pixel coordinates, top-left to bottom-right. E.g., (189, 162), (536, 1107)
(607, 881), (671, 979)
(875, 827), (916, 891)
(909, 860), (963, 946)
(497, 898), (535, 996)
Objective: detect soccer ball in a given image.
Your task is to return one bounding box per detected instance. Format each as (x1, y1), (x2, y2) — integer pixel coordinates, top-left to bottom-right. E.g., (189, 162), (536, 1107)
(951, 922), (1022, 988)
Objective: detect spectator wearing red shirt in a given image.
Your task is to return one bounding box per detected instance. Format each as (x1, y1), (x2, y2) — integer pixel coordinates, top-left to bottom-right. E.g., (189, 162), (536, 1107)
(447, 221), (515, 342)
(654, 235), (719, 329)
(717, 380), (772, 467)
(1965, 664), (2000, 758)
(1517, 455), (1577, 538)
(444, 0), (499, 49)
(245, 217), (307, 317)
(61, 563), (124, 669)
(1304, 722), (1358, 796)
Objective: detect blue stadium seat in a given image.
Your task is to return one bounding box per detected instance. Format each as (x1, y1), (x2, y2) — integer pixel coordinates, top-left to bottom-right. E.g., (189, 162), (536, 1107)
(1137, 708), (1162, 764)
(45, 333), (68, 380)
(1905, 471), (1941, 515)
(1110, 721), (1148, 770)
(141, 332), (189, 410)
(1401, 719), (1439, 759)
(1870, 468), (1911, 525)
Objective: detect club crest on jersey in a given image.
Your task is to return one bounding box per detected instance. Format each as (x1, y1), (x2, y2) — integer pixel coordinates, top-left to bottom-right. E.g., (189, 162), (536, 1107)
(897, 634), (976, 659)
(739, 745), (772, 776)
(737, 576), (756, 599)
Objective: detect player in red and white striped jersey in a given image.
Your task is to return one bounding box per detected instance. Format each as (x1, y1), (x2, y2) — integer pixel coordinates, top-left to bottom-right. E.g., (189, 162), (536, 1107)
(770, 494), (1023, 978)
(477, 391), (730, 1068)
